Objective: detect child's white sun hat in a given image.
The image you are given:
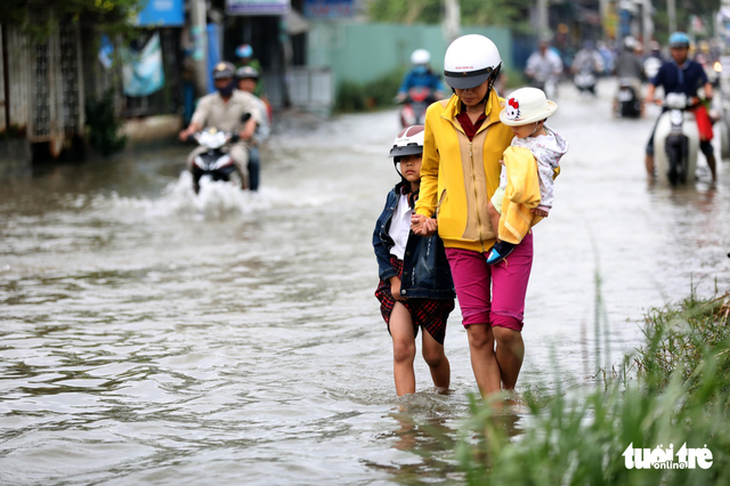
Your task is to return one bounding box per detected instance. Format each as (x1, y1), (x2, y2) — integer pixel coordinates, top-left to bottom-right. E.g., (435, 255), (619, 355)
(499, 87), (558, 126)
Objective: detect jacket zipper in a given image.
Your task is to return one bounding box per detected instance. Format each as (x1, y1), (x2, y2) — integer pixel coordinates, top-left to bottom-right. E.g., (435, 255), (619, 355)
(469, 140), (486, 252)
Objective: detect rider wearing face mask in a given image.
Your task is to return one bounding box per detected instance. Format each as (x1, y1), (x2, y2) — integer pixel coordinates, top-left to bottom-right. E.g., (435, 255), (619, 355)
(396, 49), (446, 101)
(179, 61), (262, 189)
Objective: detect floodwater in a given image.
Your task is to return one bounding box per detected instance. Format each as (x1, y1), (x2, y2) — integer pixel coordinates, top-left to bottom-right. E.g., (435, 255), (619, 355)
(1, 78), (729, 485)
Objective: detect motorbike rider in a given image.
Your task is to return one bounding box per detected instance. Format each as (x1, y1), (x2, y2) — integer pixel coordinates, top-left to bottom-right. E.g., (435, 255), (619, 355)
(236, 66), (270, 192)
(179, 61), (262, 189)
(571, 40), (605, 94)
(524, 39), (563, 94)
(644, 32), (717, 182)
(614, 36), (645, 114)
(396, 49), (446, 102)
(643, 41), (664, 80)
(235, 43), (266, 99)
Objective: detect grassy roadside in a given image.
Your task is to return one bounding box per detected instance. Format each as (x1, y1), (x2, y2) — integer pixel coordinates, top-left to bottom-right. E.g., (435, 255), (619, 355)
(457, 289), (730, 485)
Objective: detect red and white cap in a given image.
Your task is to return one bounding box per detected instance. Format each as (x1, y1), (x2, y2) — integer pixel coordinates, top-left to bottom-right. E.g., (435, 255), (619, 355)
(388, 125), (425, 159)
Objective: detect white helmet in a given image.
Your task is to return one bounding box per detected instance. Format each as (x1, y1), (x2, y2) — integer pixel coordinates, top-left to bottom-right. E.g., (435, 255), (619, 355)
(389, 125), (424, 160)
(443, 34), (502, 90)
(411, 49), (431, 65)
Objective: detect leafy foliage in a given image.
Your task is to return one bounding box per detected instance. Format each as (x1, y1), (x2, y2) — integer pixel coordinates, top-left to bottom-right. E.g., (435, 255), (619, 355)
(366, 0), (532, 32)
(0, 0), (145, 41)
(85, 88), (127, 157)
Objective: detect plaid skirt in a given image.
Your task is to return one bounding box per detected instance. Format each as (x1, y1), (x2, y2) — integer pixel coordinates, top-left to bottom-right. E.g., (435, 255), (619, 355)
(375, 256), (454, 345)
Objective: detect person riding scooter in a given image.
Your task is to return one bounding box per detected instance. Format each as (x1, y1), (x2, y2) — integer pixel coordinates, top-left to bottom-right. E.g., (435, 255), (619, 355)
(571, 40), (605, 95)
(179, 61), (263, 190)
(644, 32), (717, 182)
(525, 39), (563, 99)
(395, 49), (446, 102)
(236, 66), (270, 192)
(613, 36), (645, 117)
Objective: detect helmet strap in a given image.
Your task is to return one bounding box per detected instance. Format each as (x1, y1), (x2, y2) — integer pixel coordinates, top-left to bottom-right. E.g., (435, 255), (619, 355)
(480, 63), (502, 104)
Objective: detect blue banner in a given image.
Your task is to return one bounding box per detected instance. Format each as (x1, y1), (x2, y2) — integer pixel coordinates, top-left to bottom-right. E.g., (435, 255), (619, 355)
(226, 0), (291, 16)
(136, 0), (184, 27)
(304, 0), (354, 19)
(122, 33), (165, 97)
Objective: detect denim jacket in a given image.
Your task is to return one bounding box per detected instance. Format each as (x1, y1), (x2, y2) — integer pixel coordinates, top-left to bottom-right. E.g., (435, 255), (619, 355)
(372, 182), (455, 300)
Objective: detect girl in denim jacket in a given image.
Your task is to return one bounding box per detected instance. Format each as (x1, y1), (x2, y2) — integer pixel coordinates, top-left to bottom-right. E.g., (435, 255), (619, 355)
(372, 125), (455, 396)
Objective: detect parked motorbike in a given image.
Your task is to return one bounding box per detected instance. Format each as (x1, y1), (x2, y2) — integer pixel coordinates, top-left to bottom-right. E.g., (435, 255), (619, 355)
(188, 127), (242, 194)
(615, 78), (642, 118)
(398, 87), (434, 128)
(653, 93), (699, 186)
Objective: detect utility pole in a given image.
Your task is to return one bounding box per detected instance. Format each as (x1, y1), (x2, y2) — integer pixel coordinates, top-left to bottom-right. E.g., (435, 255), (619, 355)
(443, 0), (460, 44)
(537, 0), (549, 39)
(643, 0), (654, 53)
(667, 0), (677, 33)
(190, 0), (208, 96)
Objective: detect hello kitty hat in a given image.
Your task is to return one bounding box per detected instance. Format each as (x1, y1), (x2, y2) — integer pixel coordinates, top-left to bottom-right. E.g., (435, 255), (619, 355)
(499, 87), (558, 126)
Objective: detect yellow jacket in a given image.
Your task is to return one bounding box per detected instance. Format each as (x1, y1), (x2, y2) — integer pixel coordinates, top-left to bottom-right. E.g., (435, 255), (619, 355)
(415, 90), (514, 252)
(498, 146), (543, 244)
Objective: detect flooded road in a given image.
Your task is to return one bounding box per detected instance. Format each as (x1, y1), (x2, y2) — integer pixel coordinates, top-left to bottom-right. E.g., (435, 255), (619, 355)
(2, 78), (729, 485)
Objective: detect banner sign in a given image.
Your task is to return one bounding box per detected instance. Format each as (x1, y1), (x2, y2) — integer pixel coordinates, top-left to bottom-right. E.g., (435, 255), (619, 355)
(226, 0), (291, 15)
(304, 0), (355, 18)
(135, 0), (184, 26)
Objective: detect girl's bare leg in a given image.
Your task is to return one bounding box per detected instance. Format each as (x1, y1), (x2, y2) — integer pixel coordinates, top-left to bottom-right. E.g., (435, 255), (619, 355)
(421, 329), (450, 391)
(390, 302), (416, 396)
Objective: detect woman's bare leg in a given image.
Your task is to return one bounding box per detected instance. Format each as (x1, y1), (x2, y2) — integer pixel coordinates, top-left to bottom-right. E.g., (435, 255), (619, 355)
(492, 326), (524, 390)
(465, 323), (502, 399)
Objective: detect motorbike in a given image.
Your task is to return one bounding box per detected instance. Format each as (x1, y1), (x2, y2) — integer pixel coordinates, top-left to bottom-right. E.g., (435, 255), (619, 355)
(615, 78), (642, 118)
(188, 127), (242, 194)
(398, 87), (434, 128)
(527, 72), (558, 100)
(653, 93), (699, 186)
(573, 66), (597, 95)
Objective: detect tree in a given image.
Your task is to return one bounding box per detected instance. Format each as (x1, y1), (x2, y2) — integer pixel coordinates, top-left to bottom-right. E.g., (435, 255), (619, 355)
(366, 0), (533, 32)
(0, 0), (146, 41)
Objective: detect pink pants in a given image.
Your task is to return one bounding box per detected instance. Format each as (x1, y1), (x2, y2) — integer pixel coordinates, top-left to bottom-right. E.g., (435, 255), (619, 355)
(445, 232), (533, 331)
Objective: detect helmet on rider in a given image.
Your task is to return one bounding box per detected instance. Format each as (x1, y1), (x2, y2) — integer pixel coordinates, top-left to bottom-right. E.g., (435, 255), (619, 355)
(389, 125), (424, 178)
(411, 49), (431, 65)
(236, 66), (260, 80)
(668, 32), (690, 50)
(443, 34), (502, 91)
(235, 44), (254, 59)
(212, 61), (236, 79)
(623, 36), (637, 51)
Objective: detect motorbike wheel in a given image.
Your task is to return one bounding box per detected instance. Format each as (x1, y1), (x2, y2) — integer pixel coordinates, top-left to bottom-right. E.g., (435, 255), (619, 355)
(667, 148), (679, 186)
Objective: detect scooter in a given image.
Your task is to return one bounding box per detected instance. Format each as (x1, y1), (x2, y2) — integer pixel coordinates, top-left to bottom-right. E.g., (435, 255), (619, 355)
(188, 127), (242, 194)
(615, 78), (642, 118)
(573, 66), (597, 95)
(398, 87), (434, 128)
(528, 73), (558, 100)
(653, 93), (699, 186)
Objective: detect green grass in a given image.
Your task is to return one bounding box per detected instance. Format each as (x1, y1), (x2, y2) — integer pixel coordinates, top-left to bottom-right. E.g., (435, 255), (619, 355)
(456, 289), (730, 485)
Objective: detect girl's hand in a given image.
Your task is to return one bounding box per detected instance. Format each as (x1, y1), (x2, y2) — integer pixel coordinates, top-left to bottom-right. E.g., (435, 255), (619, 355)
(390, 276), (405, 301)
(499, 159), (505, 166)
(531, 208), (549, 217)
(411, 214), (438, 237)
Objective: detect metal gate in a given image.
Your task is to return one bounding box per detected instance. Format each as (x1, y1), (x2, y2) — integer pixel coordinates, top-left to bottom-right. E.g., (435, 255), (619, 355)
(1, 9), (85, 156)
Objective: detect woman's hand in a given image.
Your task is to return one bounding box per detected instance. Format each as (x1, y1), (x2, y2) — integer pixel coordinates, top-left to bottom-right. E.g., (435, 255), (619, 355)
(411, 213), (438, 237)
(531, 208), (549, 218)
(390, 276), (405, 301)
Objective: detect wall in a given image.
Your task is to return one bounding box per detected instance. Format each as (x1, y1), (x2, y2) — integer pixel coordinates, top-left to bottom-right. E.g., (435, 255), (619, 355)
(306, 21), (513, 89)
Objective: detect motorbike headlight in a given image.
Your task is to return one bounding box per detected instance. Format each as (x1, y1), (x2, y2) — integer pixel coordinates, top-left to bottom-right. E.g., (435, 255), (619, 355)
(714, 61), (723, 73)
